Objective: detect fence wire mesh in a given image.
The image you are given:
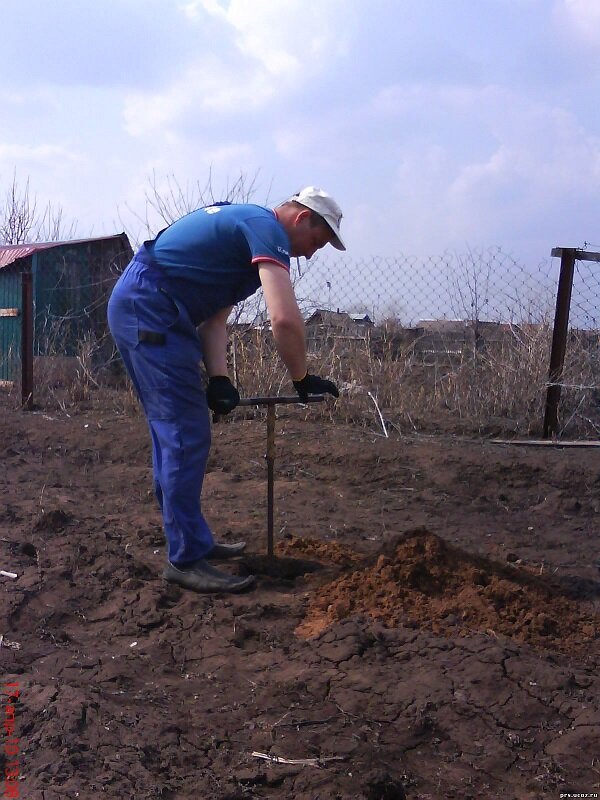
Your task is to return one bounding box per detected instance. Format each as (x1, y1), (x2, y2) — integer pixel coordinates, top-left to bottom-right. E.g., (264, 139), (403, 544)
(572, 258), (600, 330)
(231, 246), (600, 439)
(8, 243), (600, 439)
(292, 247), (558, 325)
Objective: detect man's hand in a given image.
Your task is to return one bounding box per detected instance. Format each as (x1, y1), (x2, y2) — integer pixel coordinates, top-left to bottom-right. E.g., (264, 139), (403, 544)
(206, 376), (240, 415)
(293, 373), (339, 403)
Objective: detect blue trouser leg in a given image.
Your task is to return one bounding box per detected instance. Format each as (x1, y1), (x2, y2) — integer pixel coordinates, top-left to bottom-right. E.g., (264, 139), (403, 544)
(147, 417), (212, 562)
(107, 260), (215, 565)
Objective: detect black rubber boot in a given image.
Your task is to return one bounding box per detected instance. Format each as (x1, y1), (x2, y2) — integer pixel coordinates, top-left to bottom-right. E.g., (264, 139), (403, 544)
(164, 559), (255, 593)
(206, 541), (247, 559)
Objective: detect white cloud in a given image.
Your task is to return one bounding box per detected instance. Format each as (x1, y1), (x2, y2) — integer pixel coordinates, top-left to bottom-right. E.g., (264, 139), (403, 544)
(124, 0), (357, 139)
(346, 77), (600, 253)
(2, 1), (598, 265)
(0, 91), (28, 106)
(0, 142), (82, 165)
(123, 60), (275, 136)
(182, 0), (354, 78)
(180, 0), (227, 22)
(206, 142), (255, 166)
(451, 102), (600, 196)
(372, 81), (507, 118)
(554, 0), (600, 45)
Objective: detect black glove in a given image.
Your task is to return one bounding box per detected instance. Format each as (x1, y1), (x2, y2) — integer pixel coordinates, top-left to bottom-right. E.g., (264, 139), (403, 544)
(293, 373), (339, 403)
(206, 376), (240, 415)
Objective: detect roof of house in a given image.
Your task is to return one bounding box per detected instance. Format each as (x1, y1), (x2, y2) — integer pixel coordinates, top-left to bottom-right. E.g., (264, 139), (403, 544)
(305, 309), (353, 326)
(0, 233), (130, 270)
(417, 319), (468, 333)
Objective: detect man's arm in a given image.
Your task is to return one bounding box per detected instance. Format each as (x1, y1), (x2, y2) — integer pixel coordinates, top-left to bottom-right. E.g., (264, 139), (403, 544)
(198, 305), (233, 377)
(257, 262), (307, 381)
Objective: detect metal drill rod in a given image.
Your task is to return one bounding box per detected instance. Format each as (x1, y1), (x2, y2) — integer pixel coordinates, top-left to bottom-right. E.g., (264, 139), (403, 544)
(266, 404), (275, 556)
(236, 394), (326, 556)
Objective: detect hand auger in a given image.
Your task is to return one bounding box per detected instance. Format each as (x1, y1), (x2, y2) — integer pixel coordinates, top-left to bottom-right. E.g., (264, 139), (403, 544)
(216, 395), (326, 557)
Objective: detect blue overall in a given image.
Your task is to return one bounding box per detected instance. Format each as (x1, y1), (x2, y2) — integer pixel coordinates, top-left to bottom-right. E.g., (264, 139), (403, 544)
(107, 203), (290, 566)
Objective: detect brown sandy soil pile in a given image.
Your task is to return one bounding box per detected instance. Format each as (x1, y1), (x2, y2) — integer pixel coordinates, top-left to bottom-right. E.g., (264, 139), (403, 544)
(295, 530), (599, 653)
(279, 534), (363, 565)
(1, 396), (600, 799)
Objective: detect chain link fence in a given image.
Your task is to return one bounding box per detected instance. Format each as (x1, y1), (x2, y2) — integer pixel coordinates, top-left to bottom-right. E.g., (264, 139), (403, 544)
(230, 246), (600, 439)
(232, 246), (558, 329)
(294, 247), (557, 325)
(572, 259), (600, 329)
(10, 242), (600, 439)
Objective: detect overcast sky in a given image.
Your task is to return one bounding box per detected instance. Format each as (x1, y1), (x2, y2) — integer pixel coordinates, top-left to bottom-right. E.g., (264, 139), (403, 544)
(1, 0), (599, 265)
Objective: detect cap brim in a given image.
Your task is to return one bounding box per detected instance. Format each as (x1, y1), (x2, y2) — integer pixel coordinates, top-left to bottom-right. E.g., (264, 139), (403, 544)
(329, 230), (346, 251)
(326, 223), (346, 251)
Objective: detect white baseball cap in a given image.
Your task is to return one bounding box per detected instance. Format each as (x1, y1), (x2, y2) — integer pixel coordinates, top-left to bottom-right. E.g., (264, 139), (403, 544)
(289, 186), (346, 251)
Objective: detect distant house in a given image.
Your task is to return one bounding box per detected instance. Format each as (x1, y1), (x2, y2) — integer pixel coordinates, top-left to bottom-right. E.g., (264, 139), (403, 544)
(406, 321), (467, 363)
(306, 309), (373, 331)
(305, 309), (373, 353)
(0, 234), (133, 383)
(409, 318), (517, 363)
(348, 312), (375, 327)
(469, 320), (516, 348)
(417, 318), (467, 333)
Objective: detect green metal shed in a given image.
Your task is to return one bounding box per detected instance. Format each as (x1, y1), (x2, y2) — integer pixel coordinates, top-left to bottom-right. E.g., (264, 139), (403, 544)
(0, 233), (133, 384)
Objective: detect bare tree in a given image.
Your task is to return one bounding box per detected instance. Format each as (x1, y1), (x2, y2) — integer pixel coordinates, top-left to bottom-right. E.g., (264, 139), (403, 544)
(118, 167), (270, 248)
(0, 171), (78, 244)
(450, 247), (493, 324)
(0, 173), (37, 244)
(37, 201), (78, 243)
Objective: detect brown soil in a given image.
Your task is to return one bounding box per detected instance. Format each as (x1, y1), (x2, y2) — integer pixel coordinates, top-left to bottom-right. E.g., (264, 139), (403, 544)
(295, 530), (599, 652)
(1, 397), (600, 799)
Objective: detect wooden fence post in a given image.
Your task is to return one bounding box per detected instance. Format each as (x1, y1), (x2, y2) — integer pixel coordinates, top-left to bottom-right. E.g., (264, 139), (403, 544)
(21, 270), (33, 409)
(544, 247), (600, 438)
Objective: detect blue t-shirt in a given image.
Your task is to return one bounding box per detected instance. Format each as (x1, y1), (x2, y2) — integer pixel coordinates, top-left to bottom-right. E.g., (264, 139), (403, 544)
(147, 203), (291, 324)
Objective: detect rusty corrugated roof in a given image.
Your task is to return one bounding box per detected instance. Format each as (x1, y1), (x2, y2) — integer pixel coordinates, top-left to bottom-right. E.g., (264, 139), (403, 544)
(0, 233), (129, 270)
(0, 242), (53, 268)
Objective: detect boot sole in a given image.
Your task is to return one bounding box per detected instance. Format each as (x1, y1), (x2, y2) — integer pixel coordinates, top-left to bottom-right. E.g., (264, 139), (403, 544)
(164, 572), (256, 594)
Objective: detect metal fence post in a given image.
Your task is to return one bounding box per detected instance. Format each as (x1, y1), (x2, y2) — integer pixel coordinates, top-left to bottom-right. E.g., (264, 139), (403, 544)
(543, 248), (576, 438)
(21, 270), (34, 409)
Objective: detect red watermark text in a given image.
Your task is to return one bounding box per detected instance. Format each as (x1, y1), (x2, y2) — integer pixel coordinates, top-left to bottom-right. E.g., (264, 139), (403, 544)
(3, 683), (20, 799)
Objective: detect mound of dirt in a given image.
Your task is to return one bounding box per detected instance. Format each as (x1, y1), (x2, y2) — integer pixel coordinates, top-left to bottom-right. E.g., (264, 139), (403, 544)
(279, 534), (362, 565)
(295, 528), (599, 653)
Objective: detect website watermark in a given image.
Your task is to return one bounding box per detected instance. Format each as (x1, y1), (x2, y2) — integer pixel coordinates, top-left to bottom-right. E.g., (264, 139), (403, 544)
(3, 682), (20, 799)
(559, 794), (599, 798)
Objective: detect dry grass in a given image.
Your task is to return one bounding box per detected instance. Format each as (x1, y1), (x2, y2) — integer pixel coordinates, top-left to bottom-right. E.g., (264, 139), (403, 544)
(8, 322), (600, 439)
(229, 324), (600, 439)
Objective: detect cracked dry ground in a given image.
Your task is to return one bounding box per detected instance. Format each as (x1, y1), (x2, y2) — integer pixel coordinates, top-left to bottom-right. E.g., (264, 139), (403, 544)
(1, 397), (600, 799)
